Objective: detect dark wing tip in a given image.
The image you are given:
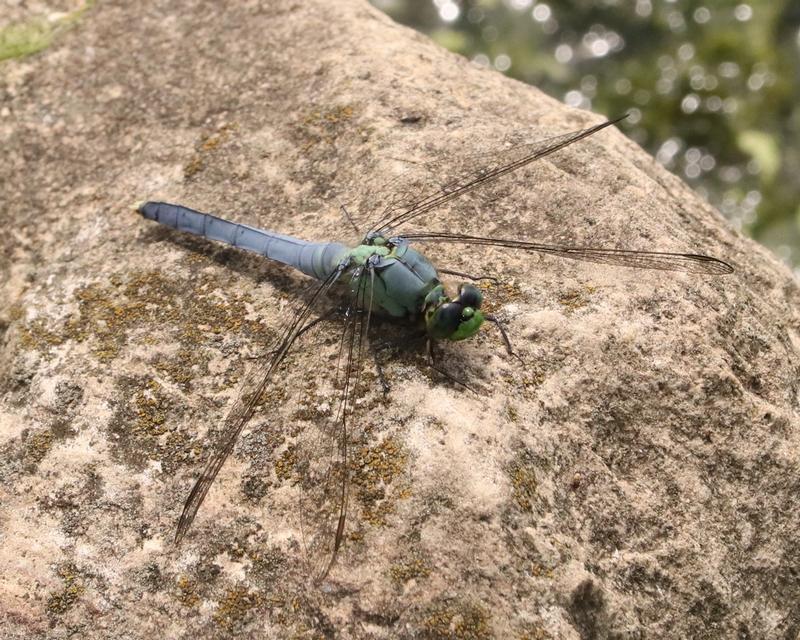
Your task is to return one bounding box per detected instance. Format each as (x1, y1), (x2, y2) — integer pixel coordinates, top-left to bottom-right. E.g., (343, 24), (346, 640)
(174, 506), (193, 544)
(687, 254), (735, 275)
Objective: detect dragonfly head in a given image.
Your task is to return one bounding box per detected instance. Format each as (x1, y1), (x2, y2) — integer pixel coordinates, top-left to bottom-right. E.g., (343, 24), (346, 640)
(424, 283), (485, 341)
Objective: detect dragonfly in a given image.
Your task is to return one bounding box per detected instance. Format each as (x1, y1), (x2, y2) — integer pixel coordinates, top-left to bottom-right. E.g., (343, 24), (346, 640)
(137, 115), (733, 581)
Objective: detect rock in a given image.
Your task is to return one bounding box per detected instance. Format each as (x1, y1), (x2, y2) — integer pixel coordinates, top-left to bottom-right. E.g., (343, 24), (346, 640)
(1, 0), (798, 638)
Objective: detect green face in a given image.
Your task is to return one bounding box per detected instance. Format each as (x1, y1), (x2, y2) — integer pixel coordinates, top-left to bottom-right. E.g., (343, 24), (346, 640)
(424, 283), (485, 341)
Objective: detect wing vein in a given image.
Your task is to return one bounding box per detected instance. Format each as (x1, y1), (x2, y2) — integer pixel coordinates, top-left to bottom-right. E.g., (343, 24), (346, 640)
(175, 266), (346, 543)
(398, 231), (734, 275)
(370, 117), (626, 235)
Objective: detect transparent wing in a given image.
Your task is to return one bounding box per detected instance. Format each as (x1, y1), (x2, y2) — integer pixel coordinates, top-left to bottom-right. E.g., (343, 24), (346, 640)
(344, 117), (626, 237)
(399, 231), (734, 275)
(298, 266), (375, 581)
(174, 266), (346, 543)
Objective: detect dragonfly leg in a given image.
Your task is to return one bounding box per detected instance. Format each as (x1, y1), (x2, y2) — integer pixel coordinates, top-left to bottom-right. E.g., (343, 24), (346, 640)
(296, 304), (346, 339)
(338, 203), (361, 236)
(426, 339), (478, 394)
(249, 306), (344, 360)
(484, 314), (524, 365)
(371, 345), (391, 396)
(438, 267), (498, 283)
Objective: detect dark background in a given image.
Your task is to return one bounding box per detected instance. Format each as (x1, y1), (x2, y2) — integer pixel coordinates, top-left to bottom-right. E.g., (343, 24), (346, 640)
(373, 0), (800, 269)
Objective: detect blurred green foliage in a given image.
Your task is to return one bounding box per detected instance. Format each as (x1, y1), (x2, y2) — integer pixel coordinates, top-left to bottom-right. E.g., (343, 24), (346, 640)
(0, 1), (94, 63)
(373, 0), (800, 267)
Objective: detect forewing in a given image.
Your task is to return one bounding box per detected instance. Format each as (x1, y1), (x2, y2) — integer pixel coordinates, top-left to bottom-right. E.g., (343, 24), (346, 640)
(174, 268), (345, 543)
(400, 232), (734, 275)
(340, 117), (625, 237)
(297, 268), (375, 581)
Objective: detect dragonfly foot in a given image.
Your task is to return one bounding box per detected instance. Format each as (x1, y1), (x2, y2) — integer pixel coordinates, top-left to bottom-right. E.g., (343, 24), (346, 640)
(373, 352), (391, 396)
(485, 314), (525, 365)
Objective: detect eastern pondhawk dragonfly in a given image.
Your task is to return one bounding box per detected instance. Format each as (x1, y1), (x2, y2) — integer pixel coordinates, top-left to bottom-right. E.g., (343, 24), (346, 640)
(137, 116), (733, 581)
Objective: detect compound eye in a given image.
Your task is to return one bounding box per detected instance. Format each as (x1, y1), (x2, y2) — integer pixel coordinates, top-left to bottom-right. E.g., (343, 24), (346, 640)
(457, 283), (482, 309)
(435, 302), (463, 334)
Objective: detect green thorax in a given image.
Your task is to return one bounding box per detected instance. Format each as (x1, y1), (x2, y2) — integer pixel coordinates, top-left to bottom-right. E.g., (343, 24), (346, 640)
(342, 236), (440, 319)
(342, 235), (486, 343)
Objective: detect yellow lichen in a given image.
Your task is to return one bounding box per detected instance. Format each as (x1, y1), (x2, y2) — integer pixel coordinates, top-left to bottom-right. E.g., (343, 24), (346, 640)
(19, 270), (273, 386)
(303, 105), (355, 126)
(18, 317), (65, 350)
(24, 430), (53, 466)
(558, 285), (597, 313)
(352, 435), (409, 526)
(509, 459), (537, 512)
(421, 599), (492, 640)
(480, 279), (523, 314)
(389, 556), (431, 584)
(183, 123), (238, 178)
(133, 378), (169, 436)
(46, 564), (85, 615)
(176, 575), (200, 607)
(298, 104), (356, 150)
(529, 563), (553, 579)
(212, 585), (261, 631)
(517, 628), (552, 640)
(274, 444), (298, 482)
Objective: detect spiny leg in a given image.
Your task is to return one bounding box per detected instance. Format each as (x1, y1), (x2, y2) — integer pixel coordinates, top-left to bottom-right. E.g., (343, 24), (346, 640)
(372, 343), (392, 397)
(370, 333), (420, 396)
(296, 305), (342, 340)
(255, 305), (345, 359)
(484, 313), (524, 365)
(438, 267), (498, 283)
(426, 339), (479, 394)
(339, 203), (361, 237)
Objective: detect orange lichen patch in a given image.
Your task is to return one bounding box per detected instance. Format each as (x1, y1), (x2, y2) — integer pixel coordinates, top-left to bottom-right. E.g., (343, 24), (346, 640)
(175, 575), (200, 607)
(352, 435), (409, 527)
(18, 270), (274, 384)
(184, 123), (239, 179)
(153, 347), (200, 386)
(389, 555), (431, 584)
(302, 105), (355, 127)
(516, 627), (553, 640)
(508, 452), (538, 512)
(46, 563), (85, 616)
(558, 285), (597, 314)
(132, 378), (169, 437)
(528, 564), (554, 580)
(107, 374), (183, 469)
(18, 318), (66, 351)
(273, 444), (298, 483)
(297, 104), (357, 151)
(62, 273), (170, 362)
(479, 279), (523, 315)
(420, 598), (492, 640)
(212, 585), (261, 631)
(23, 429), (54, 467)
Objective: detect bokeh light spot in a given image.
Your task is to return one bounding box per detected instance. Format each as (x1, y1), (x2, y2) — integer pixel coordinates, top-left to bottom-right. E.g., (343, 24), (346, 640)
(693, 7), (711, 24)
(494, 54), (512, 72)
(532, 4), (551, 22)
(555, 43), (573, 63)
(734, 4), (753, 21)
(681, 94), (700, 113)
(438, 1), (460, 22)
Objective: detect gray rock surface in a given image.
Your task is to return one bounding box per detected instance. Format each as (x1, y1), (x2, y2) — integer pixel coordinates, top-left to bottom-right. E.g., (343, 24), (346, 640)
(1, 1), (799, 638)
